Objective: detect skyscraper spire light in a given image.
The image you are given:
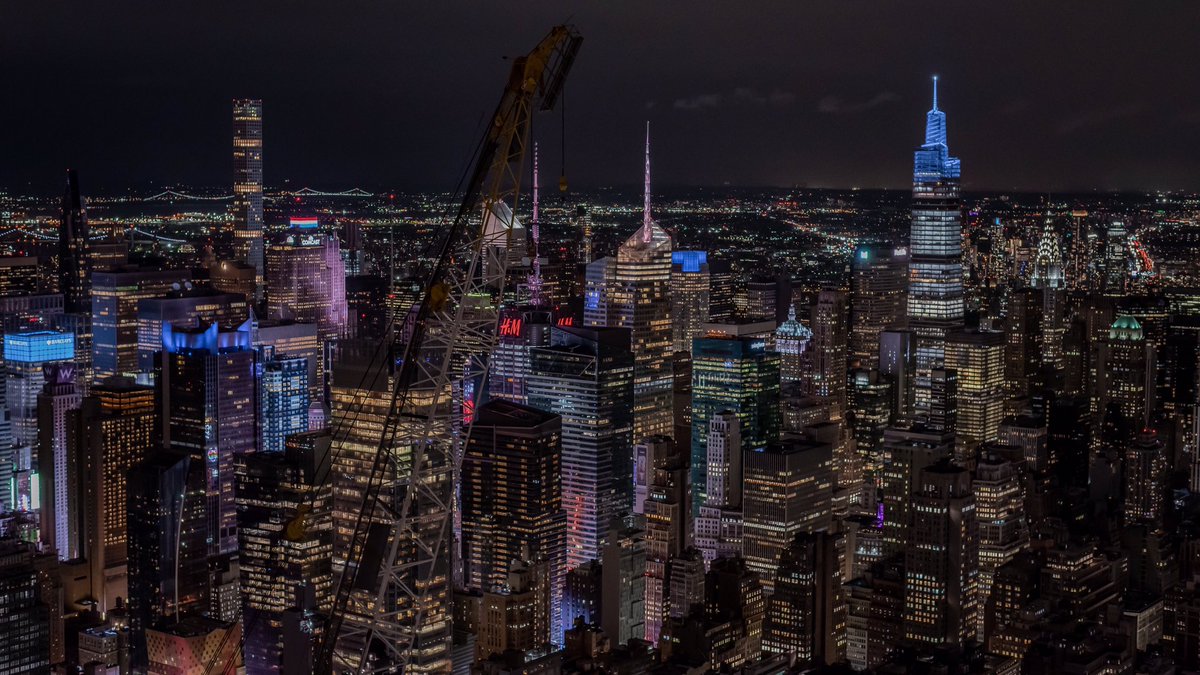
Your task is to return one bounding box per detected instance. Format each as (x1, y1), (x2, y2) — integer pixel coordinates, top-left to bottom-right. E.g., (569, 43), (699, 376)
(529, 142), (543, 305)
(642, 120), (652, 243)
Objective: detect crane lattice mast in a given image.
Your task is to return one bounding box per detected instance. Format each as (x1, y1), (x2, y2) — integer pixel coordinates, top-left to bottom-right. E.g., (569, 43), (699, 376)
(317, 25), (582, 675)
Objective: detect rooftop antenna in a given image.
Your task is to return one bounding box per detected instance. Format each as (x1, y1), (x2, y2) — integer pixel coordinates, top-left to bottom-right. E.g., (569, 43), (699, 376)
(529, 142), (543, 305)
(932, 75), (939, 111)
(642, 120), (652, 243)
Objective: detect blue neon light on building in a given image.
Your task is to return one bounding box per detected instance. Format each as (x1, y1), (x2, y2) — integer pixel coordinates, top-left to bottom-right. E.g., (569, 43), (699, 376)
(913, 76), (961, 184)
(3, 331), (74, 363)
(672, 250), (708, 274)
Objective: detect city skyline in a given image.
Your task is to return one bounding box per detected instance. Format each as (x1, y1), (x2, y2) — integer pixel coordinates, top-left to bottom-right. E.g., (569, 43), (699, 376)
(4, 10), (1200, 675)
(5, 3), (1200, 193)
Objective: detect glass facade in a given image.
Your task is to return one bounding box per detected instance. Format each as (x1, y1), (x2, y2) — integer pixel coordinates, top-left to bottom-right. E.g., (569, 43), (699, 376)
(907, 77), (964, 412)
(690, 335), (782, 512)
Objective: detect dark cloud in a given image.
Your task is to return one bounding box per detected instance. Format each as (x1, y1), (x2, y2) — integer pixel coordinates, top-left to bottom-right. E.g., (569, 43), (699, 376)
(818, 92), (901, 114)
(1056, 103), (1145, 135)
(674, 94), (722, 110)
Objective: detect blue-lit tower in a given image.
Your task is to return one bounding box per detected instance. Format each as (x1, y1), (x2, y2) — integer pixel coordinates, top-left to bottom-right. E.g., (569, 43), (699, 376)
(260, 356), (310, 454)
(906, 76), (964, 414)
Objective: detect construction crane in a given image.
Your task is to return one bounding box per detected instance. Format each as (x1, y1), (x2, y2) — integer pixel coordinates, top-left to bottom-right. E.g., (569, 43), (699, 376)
(316, 25), (582, 674)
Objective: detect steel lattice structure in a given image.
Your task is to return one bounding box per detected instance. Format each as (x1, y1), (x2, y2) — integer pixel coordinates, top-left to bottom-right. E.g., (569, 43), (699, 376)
(317, 26), (582, 675)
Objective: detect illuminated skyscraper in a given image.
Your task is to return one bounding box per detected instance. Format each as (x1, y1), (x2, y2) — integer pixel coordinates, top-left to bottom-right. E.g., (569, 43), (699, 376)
(232, 99), (265, 297)
(1096, 315), (1154, 431)
(810, 289), (849, 417)
(762, 530), (845, 666)
(0, 540), (51, 673)
(59, 169), (91, 314)
(944, 329), (1006, 459)
(906, 77), (964, 414)
(903, 460), (978, 647)
(266, 220), (349, 346)
(462, 399), (565, 642)
(1125, 429), (1167, 524)
(5, 330), (75, 447)
(260, 356), (310, 454)
(583, 124), (673, 441)
(528, 326), (634, 571)
(329, 342), (451, 672)
(488, 306), (553, 405)
(640, 437), (689, 643)
(973, 452), (1027, 638)
(879, 425), (953, 557)
(671, 251), (712, 354)
(850, 243), (908, 370)
(92, 267), (191, 381)
(158, 320), (257, 556)
(742, 438), (834, 592)
(37, 363), (82, 560)
(774, 305), (813, 386)
(0, 256), (40, 297)
(76, 379), (157, 610)
(694, 411), (743, 566)
(690, 335), (781, 512)
(127, 447), (208, 669)
(236, 430), (333, 673)
(1102, 220), (1128, 294)
(136, 284), (249, 375)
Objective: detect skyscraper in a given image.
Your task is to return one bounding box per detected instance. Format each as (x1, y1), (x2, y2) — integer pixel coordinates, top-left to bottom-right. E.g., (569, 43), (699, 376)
(690, 335), (781, 512)
(694, 412), (745, 566)
(973, 451), (1027, 638)
(583, 124), (673, 441)
(671, 251), (712, 355)
(488, 306), (553, 405)
(5, 330), (75, 447)
(850, 243), (909, 370)
(260, 356), (310, 455)
(903, 460), (978, 647)
(158, 320), (258, 556)
(810, 289), (850, 417)
(774, 305), (813, 387)
(92, 267), (191, 381)
(37, 363), (82, 560)
(1096, 315), (1154, 431)
(944, 329), (1006, 459)
(127, 447), (208, 669)
(232, 99), (265, 298)
(0, 539), (51, 673)
(329, 342), (451, 673)
(266, 221), (349, 346)
(76, 378), (157, 610)
(906, 77), (964, 415)
(58, 169), (91, 315)
(236, 429), (333, 673)
(761, 530), (846, 666)
(742, 438), (834, 592)
(136, 284), (249, 375)
(879, 425), (953, 556)
(528, 326), (634, 571)
(462, 399), (565, 642)
(640, 437), (690, 643)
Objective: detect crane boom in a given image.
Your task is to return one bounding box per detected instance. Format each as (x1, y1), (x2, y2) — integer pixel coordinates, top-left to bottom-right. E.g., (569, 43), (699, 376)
(317, 25), (582, 674)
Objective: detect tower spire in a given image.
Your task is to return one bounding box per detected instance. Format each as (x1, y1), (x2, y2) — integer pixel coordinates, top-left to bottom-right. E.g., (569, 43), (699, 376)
(642, 120), (652, 243)
(932, 75), (939, 111)
(529, 142), (543, 305)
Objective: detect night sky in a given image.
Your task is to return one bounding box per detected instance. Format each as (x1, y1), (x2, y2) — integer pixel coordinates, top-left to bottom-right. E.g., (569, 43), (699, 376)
(5, 2), (1200, 194)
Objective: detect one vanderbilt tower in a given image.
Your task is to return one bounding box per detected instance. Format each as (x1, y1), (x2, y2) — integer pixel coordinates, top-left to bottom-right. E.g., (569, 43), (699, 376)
(906, 76), (964, 414)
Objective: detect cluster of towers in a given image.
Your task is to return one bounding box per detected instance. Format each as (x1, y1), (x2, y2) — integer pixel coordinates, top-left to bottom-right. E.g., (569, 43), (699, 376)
(0, 76), (1198, 675)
